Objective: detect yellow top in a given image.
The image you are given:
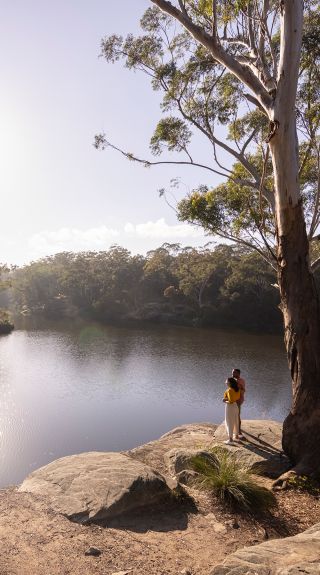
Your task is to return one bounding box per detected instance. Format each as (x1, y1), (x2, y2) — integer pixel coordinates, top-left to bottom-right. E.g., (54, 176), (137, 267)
(224, 388), (241, 403)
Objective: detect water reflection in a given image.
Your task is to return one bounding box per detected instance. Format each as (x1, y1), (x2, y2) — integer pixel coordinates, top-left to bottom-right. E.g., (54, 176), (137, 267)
(0, 322), (291, 487)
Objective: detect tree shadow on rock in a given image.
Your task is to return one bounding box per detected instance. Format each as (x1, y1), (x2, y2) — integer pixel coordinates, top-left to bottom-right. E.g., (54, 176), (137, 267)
(235, 432), (291, 477)
(242, 432), (283, 455)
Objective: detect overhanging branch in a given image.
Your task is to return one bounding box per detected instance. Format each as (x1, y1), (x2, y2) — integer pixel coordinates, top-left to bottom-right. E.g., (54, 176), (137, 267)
(213, 229), (277, 270)
(94, 135), (242, 180)
(311, 256), (320, 272)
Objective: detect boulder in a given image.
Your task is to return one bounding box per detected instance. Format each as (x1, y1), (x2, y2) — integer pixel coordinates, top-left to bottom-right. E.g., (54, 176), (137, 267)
(213, 419), (291, 477)
(211, 522), (320, 575)
(126, 423), (217, 486)
(127, 421), (290, 484)
(160, 420), (291, 485)
(19, 452), (171, 524)
(164, 448), (214, 485)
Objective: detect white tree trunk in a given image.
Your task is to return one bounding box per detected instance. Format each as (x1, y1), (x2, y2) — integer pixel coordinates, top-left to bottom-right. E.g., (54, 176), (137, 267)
(269, 0), (303, 232)
(268, 1), (320, 471)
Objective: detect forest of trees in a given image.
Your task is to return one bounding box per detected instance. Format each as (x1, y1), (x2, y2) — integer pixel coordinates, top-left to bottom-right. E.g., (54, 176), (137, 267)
(0, 264), (14, 333)
(2, 242), (316, 333)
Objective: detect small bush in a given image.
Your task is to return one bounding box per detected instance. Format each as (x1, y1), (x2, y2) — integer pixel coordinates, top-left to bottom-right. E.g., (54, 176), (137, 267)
(287, 475), (320, 496)
(191, 447), (276, 513)
(0, 310), (14, 334)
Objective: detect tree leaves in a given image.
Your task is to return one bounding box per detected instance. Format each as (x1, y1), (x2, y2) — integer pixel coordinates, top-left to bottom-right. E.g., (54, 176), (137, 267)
(150, 117), (192, 155)
(9, 244), (283, 331)
(98, 1), (319, 264)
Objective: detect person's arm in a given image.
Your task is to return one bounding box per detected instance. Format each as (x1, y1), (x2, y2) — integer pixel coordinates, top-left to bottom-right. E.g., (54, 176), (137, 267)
(240, 378), (246, 392)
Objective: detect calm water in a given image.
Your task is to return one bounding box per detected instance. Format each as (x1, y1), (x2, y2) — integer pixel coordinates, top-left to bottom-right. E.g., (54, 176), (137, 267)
(0, 322), (291, 487)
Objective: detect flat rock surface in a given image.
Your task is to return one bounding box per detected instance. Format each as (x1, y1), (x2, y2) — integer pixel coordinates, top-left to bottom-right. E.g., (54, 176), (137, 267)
(126, 423), (217, 485)
(19, 451), (171, 524)
(0, 421), (319, 575)
(213, 419), (291, 477)
(211, 522), (320, 575)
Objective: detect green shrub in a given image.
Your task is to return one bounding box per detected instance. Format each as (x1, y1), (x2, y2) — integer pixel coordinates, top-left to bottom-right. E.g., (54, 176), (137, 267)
(191, 447), (276, 513)
(287, 475), (320, 496)
(0, 309), (14, 334)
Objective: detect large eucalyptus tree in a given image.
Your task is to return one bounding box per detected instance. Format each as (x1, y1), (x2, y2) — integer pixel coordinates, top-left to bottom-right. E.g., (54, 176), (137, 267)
(97, 1), (320, 476)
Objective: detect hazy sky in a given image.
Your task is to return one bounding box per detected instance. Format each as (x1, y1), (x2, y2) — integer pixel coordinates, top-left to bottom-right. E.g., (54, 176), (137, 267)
(0, 0), (222, 266)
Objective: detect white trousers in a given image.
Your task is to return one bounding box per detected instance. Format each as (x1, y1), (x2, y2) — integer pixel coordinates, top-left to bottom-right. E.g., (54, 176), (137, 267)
(225, 402), (239, 438)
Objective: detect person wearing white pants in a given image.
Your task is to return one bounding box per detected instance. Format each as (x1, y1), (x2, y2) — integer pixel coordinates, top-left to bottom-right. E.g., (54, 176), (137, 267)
(223, 377), (241, 444)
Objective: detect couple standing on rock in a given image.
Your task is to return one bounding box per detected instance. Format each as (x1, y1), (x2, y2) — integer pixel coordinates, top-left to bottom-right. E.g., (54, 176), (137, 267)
(223, 368), (246, 445)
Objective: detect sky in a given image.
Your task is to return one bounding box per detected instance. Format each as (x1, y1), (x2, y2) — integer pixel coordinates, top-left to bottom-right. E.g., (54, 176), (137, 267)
(0, 0), (223, 266)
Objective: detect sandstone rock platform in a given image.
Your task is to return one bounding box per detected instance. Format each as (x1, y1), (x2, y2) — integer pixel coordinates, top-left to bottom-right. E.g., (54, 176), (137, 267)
(19, 451), (171, 524)
(211, 521), (320, 575)
(127, 420), (291, 486)
(212, 419), (292, 477)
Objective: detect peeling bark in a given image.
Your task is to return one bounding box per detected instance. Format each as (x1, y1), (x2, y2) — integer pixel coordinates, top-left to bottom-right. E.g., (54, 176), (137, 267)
(267, 1), (320, 475)
(270, 129), (320, 475)
(276, 202), (320, 475)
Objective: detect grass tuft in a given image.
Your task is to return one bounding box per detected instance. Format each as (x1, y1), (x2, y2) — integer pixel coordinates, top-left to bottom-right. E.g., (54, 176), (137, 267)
(191, 447), (276, 513)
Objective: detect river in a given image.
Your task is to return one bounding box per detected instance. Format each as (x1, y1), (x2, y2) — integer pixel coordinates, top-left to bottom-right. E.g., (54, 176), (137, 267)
(0, 322), (291, 487)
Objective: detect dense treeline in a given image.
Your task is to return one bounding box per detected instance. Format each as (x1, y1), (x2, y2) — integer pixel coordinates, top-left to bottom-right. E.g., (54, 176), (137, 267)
(0, 265), (14, 333)
(2, 243), (293, 332)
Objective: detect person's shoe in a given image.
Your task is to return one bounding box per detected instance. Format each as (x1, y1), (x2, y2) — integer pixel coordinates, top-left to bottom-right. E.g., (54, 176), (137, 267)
(238, 434), (245, 439)
(224, 439), (234, 445)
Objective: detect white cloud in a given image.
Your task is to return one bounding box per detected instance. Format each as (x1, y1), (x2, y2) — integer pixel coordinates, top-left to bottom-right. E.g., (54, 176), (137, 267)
(124, 218), (205, 239)
(27, 219), (208, 262)
(28, 226), (120, 258)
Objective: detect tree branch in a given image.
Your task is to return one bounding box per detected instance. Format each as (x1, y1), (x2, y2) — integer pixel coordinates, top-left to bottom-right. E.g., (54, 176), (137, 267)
(150, 0), (273, 113)
(243, 92), (267, 115)
(223, 36), (252, 51)
(94, 135), (243, 179)
(176, 97), (264, 188)
(256, 222), (277, 262)
(275, 1), (303, 118)
(241, 126), (260, 155)
(299, 142), (313, 177)
(213, 229), (276, 270)
(99, 135), (271, 199)
(212, 0), (217, 40)
(308, 151), (320, 240)
(247, 2), (257, 55)
(258, 3), (277, 91)
(178, 0), (188, 18)
(311, 257), (320, 272)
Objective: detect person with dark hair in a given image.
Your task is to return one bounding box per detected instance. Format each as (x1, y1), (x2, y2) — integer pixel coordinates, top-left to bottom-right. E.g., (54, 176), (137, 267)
(223, 377), (240, 444)
(232, 368), (246, 439)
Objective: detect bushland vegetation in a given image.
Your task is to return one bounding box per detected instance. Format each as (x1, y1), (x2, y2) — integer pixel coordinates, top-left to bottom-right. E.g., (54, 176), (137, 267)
(4, 242), (312, 333)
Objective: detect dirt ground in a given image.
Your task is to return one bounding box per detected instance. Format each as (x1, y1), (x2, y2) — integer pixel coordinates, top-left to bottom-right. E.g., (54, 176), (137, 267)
(0, 481), (319, 575)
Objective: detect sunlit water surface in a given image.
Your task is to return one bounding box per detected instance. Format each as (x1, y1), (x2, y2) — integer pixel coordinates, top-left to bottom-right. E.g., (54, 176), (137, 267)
(0, 322), (291, 487)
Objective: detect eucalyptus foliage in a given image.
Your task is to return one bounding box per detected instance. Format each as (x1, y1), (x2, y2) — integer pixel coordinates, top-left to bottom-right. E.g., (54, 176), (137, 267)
(97, 1), (320, 270)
